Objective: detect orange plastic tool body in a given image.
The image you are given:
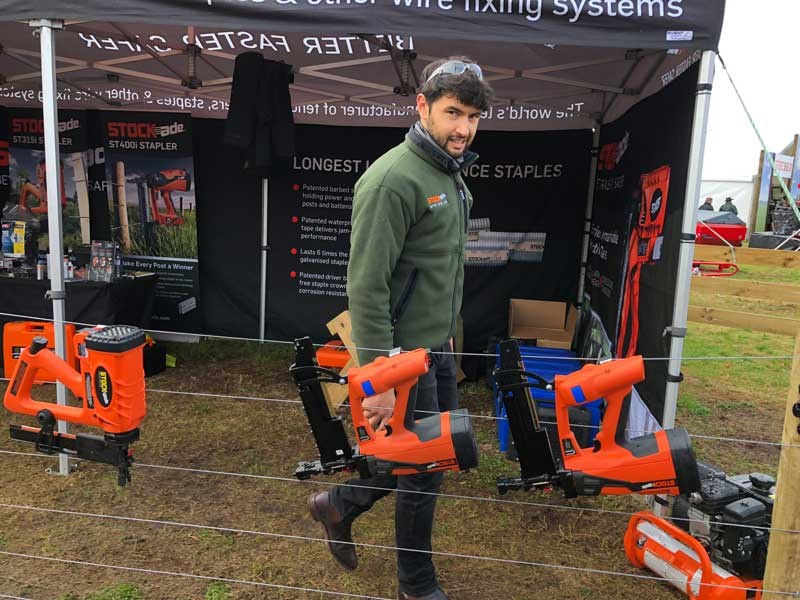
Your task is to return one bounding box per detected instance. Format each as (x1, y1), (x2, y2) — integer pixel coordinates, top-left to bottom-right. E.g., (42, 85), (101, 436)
(4, 326), (146, 435)
(346, 349), (466, 475)
(315, 340), (350, 369)
(554, 356), (684, 496)
(3, 321), (78, 383)
(625, 511), (762, 600)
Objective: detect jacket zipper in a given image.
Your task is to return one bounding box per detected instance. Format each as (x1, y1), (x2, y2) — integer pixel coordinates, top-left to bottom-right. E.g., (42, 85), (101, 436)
(451, 175), (468, 337)
(391, 268), (419, 327)
(454, 177), (469, 233)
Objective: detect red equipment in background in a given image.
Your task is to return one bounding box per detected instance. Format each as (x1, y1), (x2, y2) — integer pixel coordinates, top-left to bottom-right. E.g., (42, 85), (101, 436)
(618, 165), (671, 358)
(696, 211), (747, 247)
(145, 169), (189, 226)
(692, 261), (739, 277)
(625, 511), (762, 600)
(3, 325), (147, 485)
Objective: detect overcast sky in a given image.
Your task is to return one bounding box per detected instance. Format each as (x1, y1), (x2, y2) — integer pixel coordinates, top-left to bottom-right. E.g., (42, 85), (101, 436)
(701, 0), (800, 181)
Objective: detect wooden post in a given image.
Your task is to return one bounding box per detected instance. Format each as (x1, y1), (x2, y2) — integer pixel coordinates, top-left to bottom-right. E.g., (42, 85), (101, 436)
(115, 161), (131, 252)
(67, 155), (91, 244)
(761, 332), (800, 599)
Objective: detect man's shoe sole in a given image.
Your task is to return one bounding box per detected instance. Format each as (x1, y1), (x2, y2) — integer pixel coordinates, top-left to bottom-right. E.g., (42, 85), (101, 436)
(307, 495), (358, 571)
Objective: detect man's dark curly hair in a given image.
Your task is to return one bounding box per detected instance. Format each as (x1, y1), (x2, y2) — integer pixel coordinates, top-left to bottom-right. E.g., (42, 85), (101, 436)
(419, 56), (493, 112)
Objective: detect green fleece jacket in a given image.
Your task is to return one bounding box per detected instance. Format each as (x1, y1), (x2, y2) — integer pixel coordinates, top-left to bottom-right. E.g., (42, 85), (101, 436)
(347, 126), (477, 364)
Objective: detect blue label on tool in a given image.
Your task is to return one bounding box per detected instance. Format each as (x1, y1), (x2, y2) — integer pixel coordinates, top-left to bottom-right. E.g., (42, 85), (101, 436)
(571, 385), (586, 404)
(361, 380), (376, 397)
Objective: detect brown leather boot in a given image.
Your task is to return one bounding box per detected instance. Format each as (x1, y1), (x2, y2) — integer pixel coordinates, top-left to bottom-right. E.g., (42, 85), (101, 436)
(398, 587), (450, 600)
(307, 491), (358, 570)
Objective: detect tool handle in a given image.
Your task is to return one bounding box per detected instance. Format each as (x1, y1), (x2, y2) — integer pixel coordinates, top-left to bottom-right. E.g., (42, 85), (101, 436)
(554, 356), (644, 456)
(348, 349), (429, 442)
(3, 337), (88, 424)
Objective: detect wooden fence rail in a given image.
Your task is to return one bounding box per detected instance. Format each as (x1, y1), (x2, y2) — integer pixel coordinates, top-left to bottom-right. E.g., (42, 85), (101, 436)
(690, 277), (800, 304)
(693, 245), (800, 269)
(687, 305), (800, 336)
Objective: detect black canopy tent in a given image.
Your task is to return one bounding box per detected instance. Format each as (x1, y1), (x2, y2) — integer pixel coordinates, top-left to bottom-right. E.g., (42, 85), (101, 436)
(0, 1), (724, 440)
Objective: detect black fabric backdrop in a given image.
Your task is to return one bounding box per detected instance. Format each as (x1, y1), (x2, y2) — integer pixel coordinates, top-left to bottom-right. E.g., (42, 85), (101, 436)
(585, 62), (698, 421)
(462, 129), (592, 357)
(193, 118), (263, 337)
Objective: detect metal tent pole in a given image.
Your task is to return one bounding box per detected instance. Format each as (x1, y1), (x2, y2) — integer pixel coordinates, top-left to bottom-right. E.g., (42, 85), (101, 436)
(577, 127), (601, 303)
(662, 50), (716, 429)
(259, 178), (269, 340)
(31, 18), (69, 476)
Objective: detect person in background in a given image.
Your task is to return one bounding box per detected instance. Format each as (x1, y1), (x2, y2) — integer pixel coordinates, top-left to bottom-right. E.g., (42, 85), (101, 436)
(698, 196), (714, 211)
(718, 196), (738, 215)
(306, 56), (493, 600)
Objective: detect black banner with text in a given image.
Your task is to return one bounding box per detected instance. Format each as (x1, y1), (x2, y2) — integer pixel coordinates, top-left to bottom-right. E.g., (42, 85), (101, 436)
(266, 125), (388, 341)
(0, 1), (724, 50)
(586, 62), (698, 422)
(461, 128), (592, 354)
(266, 125), (592, 350)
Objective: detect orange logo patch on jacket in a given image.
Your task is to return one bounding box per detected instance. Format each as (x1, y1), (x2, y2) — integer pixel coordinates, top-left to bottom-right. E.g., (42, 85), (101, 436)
(427, 193), (448, 208)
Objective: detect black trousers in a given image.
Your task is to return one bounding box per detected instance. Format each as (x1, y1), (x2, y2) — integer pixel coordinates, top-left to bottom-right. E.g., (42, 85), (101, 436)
(330, 343), (457, 596)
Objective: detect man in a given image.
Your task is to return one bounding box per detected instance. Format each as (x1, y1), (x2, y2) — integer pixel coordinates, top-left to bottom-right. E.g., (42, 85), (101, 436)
(307, 57), (493, 600)
(698, 196), (714, 211)
(718, 196), (738, 215)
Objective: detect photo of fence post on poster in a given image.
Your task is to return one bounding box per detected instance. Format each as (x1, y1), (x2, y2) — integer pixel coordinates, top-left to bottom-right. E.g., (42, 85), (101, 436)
(101, 112), (201, 332)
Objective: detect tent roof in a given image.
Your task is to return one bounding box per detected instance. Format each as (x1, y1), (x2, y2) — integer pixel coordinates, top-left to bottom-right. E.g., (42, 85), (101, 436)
(2, 1), (726, 49)
(0, 2), (725, 130)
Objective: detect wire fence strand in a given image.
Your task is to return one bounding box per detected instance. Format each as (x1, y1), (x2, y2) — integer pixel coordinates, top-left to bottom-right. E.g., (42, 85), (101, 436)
(1, 376), (795, 449)
(0, 550), (392, 600)
(0, 448), (795, 536)
(0, 310), (796, 362)
(1, 505), (797, 597)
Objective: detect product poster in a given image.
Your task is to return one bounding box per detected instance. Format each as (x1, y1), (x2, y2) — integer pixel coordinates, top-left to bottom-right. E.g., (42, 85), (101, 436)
(101, 111), (200, 332)
(587, 62), (698, 422)
(3, 108), (93, 265)
(0, 108), (9, 213)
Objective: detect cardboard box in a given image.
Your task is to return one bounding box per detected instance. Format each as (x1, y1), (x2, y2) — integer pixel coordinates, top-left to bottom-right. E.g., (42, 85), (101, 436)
(508, 299), (578, 350)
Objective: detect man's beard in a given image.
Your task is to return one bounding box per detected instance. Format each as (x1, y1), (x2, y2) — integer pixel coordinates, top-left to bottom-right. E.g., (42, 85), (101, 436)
(425, 117), (471, 158)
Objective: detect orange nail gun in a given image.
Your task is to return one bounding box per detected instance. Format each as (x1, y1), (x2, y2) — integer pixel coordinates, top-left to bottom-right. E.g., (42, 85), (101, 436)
(3, 325), (147, 486)
(291, 337), (478, 479)
(494, 339), (699, 497)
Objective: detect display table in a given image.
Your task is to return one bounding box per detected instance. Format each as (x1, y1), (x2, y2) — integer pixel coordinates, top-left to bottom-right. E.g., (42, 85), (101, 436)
(0, 275), (157, 366)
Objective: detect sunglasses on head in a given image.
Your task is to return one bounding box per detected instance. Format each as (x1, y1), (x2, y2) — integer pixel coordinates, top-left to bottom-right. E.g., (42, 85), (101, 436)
(424, 60), (483, 84)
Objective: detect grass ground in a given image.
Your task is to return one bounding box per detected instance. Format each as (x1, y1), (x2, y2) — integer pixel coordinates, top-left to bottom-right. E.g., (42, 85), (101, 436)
(0, 266), (795, 600)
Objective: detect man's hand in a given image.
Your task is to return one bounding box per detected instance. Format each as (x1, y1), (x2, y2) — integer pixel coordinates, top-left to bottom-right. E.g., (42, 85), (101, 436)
(362, 389), (396, 431)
